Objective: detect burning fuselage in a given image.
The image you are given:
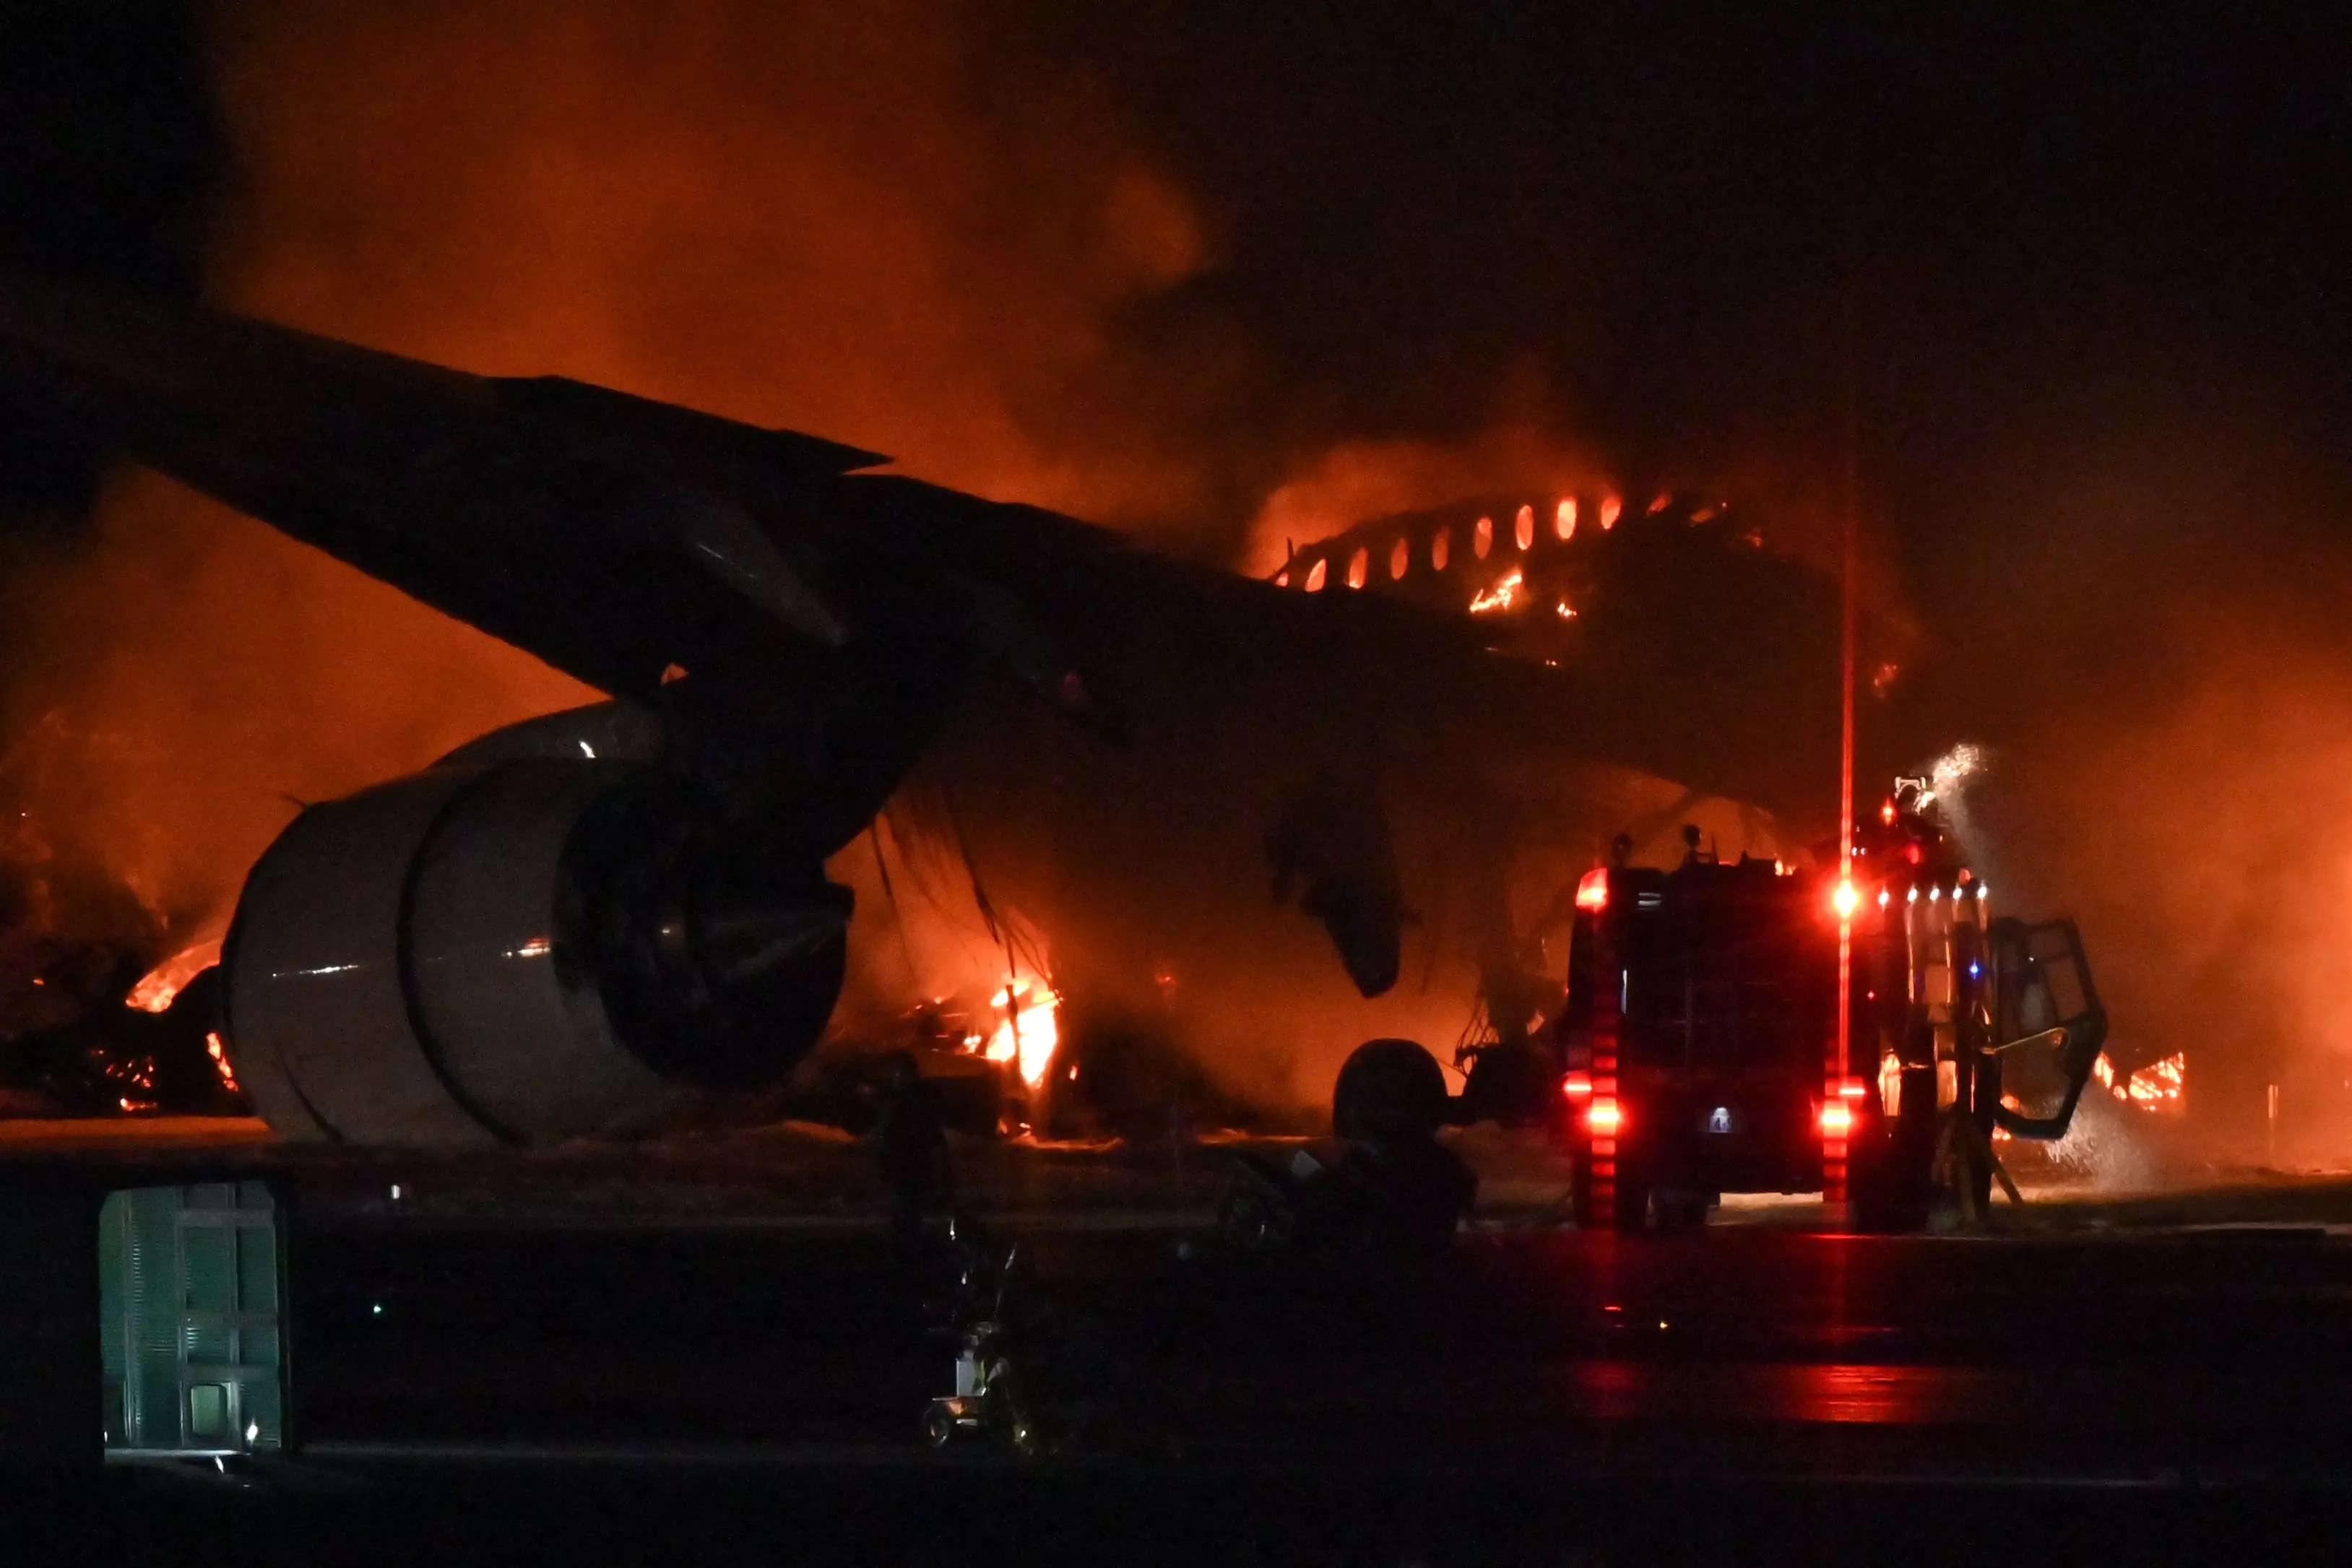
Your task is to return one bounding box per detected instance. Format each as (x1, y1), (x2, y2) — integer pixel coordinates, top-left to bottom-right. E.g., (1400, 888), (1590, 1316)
(0, 275), (1902, 1143)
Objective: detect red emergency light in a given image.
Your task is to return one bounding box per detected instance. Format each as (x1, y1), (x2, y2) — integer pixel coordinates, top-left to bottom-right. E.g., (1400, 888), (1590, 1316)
(1560, 1071), (1593, 1100)
(1586, 1096), (1622, 1135)
(1818, 1078), (1867, 1138)
(1575, 867), (1609, 913)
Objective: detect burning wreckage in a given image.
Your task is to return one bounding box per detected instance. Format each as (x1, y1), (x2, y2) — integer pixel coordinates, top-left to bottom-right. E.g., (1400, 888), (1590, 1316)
(0, 274), (2122, 1223)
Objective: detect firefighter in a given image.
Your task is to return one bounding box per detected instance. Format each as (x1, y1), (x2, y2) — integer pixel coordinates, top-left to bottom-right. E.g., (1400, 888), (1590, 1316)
(1307, 1038), (1478, 1259)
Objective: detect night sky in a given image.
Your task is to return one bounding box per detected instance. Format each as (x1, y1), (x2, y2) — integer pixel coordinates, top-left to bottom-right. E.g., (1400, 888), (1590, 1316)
(8, 6), (2348, 558)
(7, 6), (2350, 582)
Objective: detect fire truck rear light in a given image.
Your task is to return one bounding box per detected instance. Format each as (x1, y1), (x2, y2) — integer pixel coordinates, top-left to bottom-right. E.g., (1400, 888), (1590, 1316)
(1836, 1077), (1868, 1100)
(1561, 1072), (1593, 1099)
(1575, 868), (1609, 912)
(1819, 1101), (1854, 1137)
(1586, 1096), (1622, 1135)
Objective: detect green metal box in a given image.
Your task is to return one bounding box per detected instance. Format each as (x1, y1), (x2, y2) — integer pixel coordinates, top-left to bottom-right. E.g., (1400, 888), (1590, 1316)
(98, 1182), (286, 1455)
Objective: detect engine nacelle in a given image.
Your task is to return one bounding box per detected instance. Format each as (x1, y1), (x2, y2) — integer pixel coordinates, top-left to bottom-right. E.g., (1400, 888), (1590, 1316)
(222, 758), (850, 1145)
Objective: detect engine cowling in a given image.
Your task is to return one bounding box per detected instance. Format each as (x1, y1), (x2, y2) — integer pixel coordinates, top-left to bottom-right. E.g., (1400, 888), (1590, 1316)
(222, 758), (851, 1145)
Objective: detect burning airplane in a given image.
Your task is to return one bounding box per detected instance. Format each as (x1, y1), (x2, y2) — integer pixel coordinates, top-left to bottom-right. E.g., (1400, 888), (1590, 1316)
(0, 274), (1903, 1145)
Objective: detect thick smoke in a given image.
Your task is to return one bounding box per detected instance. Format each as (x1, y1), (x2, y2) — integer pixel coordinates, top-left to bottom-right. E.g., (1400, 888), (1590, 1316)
(4, 0), (1236, 956)
(9, 5), (2340, 1164)
(1916, 409), (2352, 1170)
(1244, 421), (1610, 578)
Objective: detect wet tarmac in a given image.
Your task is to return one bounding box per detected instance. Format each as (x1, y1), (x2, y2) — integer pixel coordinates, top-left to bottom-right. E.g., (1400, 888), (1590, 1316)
(15, 1121), (2352, 1561)
(284, 1217), (2352, 1476)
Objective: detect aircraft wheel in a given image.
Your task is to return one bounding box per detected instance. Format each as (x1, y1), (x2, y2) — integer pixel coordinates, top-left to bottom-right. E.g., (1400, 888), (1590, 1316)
(923, 1402), (959, 1448)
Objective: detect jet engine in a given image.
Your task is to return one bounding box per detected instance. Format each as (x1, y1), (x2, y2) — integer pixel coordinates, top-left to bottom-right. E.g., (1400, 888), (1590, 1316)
(222, 756), (851, 1145)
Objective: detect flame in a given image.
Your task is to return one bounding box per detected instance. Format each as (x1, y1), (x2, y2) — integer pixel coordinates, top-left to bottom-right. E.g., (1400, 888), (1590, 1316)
(1599, 495), (1622, 529)
(2094, 1050), (2187, 1112)
(980, 977), (1060, 1087)
(1469, 566), (1524, 615)
(206, 1031), (241, 1096)
(126, 937), (223, 1014)
(2125, 1051), (2186, 1111)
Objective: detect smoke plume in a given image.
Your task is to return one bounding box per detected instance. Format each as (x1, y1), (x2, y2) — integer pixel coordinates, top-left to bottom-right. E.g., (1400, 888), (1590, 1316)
(1921, 404), (2352, 1168)
(4, 0), (1238, 947)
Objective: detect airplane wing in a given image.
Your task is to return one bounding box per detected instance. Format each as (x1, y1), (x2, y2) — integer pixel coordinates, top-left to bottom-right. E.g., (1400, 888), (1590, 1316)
(0, 273), (879, 697)
(0, 270), (1536, 773)
(0, 273), (1850, 1146)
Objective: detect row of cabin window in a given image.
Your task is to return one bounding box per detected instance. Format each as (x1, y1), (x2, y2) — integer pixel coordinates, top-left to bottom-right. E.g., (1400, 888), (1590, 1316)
(1280, 495), (1623, 592)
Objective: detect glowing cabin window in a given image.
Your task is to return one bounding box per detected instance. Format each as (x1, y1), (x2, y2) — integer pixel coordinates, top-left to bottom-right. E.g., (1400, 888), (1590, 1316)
(1304, 558), (1327, 592)
(1389, 537), (1409, 579)
(1555, 497), (1576, 540)
(1599, 495), (1622, 530)
(1432, 527), (1450, 570)
(1474, 516), (1492, 558)
(1346, 546), (1368, 589)
(1514, 504), (1535, 550)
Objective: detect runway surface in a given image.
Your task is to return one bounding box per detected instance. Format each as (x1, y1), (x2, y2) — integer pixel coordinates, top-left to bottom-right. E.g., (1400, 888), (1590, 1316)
(16, 1119), (2352, 1561)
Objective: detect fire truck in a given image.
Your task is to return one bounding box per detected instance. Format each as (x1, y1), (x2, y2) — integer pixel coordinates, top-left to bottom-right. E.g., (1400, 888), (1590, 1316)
(1507, 778), (2107, 1231)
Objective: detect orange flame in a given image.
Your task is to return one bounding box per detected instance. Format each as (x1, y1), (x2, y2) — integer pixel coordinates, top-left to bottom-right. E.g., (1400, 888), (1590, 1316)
(2093, 1050), (2186, 1112)
(1469, 566), (1524, 615)
(2125, 1051), (2186, 1111)
(125, 937), (224, 1014)
(205, 1031), (240, 1096)
(980, 978), (1060, 1088)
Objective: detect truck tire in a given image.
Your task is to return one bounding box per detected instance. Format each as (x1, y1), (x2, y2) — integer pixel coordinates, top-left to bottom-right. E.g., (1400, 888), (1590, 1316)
(1613, 1174), (1653, 1231)
(1648, 1187), (1710, 1234)
(1849, 1117), (1932, 1233)
(1571, 1148), (1659, 1232)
